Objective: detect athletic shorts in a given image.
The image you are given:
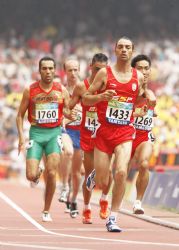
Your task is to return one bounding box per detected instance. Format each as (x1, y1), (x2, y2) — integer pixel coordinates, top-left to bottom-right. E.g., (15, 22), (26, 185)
(80, 128), (95, 152)
(95, 124), (136, 154)
(131, 130), (155, 158)
(66, 128), (81, 149)
(26, 126), (62, 160)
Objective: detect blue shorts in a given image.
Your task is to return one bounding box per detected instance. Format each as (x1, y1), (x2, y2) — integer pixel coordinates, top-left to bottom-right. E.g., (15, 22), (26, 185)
(66, 128), (81, 149)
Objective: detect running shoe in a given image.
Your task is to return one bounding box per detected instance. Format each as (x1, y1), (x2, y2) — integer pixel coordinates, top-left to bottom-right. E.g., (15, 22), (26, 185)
(99, 199), (109, 219)
(58, 188), (69, 203)
(82, 209), (92, 224)
(70, 202), (79, 218)
(133, 200), (144, 214)
(106, 216), (122, 232)
(65, 201), (71, 213)
(86, 169), (96, 191)
(42, 211), (52, 222)
(30, 179), (39, 188)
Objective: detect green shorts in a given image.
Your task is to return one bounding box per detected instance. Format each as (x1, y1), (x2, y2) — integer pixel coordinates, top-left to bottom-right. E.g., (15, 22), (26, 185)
(26, 126), (62, 160)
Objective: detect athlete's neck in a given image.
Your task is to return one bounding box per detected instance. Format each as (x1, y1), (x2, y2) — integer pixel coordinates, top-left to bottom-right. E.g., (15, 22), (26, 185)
(66, 81), (76, 95)
(114, 61), (132, 73)
(39, 80), (53, 91)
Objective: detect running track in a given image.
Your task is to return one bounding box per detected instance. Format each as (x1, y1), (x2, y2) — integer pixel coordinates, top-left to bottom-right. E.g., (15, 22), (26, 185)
(0, 180), (179, 250)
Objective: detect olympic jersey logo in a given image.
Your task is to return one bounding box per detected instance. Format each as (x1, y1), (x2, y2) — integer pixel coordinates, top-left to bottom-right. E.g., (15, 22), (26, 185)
(132, 83), (137, 91)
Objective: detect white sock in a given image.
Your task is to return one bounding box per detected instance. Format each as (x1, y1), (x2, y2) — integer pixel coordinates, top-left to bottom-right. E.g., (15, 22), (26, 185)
(84, 204), (91, 210)
(108, 211), (117, 221)
(100, 193), (108, 201)
(62, 184), (69, 191)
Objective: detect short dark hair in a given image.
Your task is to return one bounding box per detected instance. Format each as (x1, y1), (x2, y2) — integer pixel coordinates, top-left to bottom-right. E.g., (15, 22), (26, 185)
(91, 53), (108, 65)
(131, 54), (151, 68)
(39, 57), (56, 70)
(115, 36), (134, 50)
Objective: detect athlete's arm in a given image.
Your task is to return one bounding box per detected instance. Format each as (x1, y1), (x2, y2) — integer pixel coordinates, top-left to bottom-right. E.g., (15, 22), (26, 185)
(137, 70), (145, 97)
(82, 68), (116, 106)
(145, 89), (156, 107)
(62, 86), (76, 120)
(69, 82), (85, 110)
(16, 88), (29, 155)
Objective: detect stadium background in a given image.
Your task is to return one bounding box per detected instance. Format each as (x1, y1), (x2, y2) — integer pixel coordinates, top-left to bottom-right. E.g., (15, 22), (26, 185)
(0, 0), (179, 181)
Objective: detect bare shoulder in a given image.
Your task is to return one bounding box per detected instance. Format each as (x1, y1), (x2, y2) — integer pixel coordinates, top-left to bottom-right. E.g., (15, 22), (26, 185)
(23, 87), (30, 98)
(93, 67), (107, 86)
(98, 67), (107, 77)
(76, 80), (86, 91)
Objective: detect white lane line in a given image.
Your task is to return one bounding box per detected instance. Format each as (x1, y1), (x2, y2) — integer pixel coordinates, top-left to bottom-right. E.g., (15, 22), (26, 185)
(120, 208), (179, 230)
(0, 191), (179, 248)
(0, 242), (81, 250)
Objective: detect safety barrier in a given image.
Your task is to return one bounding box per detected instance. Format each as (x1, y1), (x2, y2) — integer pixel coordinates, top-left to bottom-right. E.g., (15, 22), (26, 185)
(143, 172), (179, 211)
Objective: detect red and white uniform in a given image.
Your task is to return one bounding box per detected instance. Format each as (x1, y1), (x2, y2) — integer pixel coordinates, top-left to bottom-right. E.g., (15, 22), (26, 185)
(131, 97), (155, 157)
(80, 79), (98, 152)
(28, 81), (64, 128)
(95, 66), (139, 154)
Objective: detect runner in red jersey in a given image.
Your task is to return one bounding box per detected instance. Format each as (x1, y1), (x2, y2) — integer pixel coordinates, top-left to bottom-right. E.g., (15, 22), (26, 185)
(130, 54), (156, 214)
(83, 37), (155, 232)
(28, 81), (64, 128)
(69, 53), (112, 223)
(16, 57), (73, 222)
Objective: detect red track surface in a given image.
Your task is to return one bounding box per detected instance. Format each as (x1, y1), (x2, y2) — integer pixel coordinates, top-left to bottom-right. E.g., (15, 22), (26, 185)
(0, 180), (179, 250)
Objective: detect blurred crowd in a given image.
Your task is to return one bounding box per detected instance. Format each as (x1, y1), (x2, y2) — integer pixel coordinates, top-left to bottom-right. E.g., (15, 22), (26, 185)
(0, 28), (179, 175)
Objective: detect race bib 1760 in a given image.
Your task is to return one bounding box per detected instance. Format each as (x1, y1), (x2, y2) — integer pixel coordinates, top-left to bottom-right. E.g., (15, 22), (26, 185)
(35, 103), (58, 124)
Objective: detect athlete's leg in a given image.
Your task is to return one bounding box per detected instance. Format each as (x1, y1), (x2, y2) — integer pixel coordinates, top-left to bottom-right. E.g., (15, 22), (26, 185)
(43, 128), (62, 213)
(82, 151), (94, 206)
(94, 147), (112, 190)
(81, 150), (94, 223)
(134, 141), (153, 201)
(111, 141), (132, 212)
(58, 133), (73, 202)
(70, 148), (83, 202)
(26, 140), (43, 182)
(43, 152), (60, 212)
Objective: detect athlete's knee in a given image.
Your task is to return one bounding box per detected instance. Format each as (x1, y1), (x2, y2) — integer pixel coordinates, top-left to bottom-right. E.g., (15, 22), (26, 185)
(96, 172), (108, 189)
(46, 168), (56, 180)
(114, 169), (127, 182)
(64, 150), (73, 158)
(139, 159), (149, 171)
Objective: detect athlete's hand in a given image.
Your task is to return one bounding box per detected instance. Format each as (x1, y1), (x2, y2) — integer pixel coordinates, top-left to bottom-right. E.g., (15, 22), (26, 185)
(133, 105), (148, 117)
(147, 98), (156, 108)
(18, 140), (25, 155)
(101, 90), (117, 101)
(153, 110), (158, 117)
(67, 109), (76, 121)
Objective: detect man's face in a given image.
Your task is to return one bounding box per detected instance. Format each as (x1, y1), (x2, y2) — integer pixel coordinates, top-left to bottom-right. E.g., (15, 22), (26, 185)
(135, 60), (151, 84)
(115, 38), (133, 61)
(91, 61), (107, 76)
(39, 60), (55, 84)
(65, 60), (80, 83)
